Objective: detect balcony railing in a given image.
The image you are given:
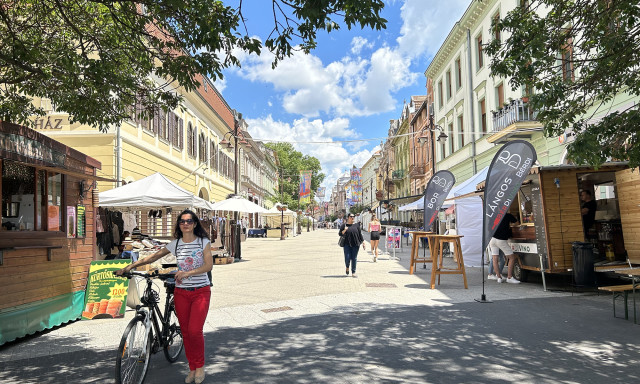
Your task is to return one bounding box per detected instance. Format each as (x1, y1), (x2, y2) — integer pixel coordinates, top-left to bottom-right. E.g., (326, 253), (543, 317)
(408, 164), (425, 179)
(491, 98), (538, 132)
(391, 170), (405, 181)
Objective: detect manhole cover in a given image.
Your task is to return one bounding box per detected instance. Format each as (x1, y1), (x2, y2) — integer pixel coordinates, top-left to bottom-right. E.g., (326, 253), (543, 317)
(261, 306), (293, 313)
(365, 283), (397, 288)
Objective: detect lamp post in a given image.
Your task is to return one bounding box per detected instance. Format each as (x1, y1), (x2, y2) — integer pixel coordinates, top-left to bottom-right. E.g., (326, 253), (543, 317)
(417, 113), (448, 177)
(277, 203), (287, 240)
(221, 109), (251, 259)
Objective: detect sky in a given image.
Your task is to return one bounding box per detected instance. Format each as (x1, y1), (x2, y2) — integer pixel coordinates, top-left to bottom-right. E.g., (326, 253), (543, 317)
(216, 0), (471, 200)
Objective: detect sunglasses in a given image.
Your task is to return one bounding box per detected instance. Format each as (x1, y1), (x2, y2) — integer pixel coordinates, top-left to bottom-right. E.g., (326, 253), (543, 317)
(179, 219), (195, 225)
(348, 216), (355, 218)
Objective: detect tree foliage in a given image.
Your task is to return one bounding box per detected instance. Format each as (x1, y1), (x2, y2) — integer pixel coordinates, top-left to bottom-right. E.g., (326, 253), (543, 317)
(0, 0), (386, 131)
(486, 0), (640, 167)
(265, 142), (324, 211)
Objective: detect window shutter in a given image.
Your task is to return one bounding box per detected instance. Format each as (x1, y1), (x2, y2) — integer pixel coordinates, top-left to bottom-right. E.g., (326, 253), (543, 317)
(179, 118), (184, 149)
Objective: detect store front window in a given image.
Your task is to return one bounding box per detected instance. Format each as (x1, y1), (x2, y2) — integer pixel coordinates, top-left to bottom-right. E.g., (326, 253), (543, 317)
(1, 160), (63, 232)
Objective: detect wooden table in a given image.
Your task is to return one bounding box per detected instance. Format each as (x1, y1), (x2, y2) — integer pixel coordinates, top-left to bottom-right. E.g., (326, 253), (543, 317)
(408, 231), (437, 275)
(430, 234), (468, 290)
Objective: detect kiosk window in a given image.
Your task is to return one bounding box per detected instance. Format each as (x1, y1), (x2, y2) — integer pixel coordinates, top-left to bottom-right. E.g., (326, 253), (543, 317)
(518, 184), (534, 224)
(1, 161), (63, 232)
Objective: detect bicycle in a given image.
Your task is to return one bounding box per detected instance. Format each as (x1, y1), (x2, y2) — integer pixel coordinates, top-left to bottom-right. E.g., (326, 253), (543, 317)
(114, 267), (184, 384)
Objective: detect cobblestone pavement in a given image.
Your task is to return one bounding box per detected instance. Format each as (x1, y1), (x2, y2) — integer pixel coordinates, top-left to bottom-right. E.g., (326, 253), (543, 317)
(1, 229), (638, 383)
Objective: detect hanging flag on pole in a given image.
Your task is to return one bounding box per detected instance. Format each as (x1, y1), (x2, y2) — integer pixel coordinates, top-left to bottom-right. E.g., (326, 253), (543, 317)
(350, 168), (362, 203)
(299, 170), (312, 205)
(316, 187), (326, 198)
(422, 170), (455, 228)
(478, 140), (536, 302)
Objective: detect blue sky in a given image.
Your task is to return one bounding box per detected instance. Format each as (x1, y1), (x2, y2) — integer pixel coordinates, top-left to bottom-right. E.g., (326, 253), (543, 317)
(216, 0), (470, 199)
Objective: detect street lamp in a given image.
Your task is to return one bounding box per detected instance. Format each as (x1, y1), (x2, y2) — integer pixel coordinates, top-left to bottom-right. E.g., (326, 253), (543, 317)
(221, 109), (251, 259)
(276, 203), (287, 240)
(417, 112), (448, 177)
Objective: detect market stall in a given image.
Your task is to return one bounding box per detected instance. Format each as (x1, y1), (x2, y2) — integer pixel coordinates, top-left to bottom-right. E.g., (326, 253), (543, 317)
(478, 163), (640, 282)
(263, 204), (297, 238)
(0, 121), (105, 345)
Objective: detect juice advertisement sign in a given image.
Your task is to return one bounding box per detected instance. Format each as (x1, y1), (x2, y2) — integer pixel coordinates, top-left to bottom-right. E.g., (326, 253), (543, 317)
(82, 260), (131, 320)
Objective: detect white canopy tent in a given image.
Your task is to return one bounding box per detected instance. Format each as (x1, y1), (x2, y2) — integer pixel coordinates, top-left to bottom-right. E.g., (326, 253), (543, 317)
(444, 166), (489, 267)
(398, 197), (423, 211)
(262, 204), (298, 235)
(99, 173), (214, 210)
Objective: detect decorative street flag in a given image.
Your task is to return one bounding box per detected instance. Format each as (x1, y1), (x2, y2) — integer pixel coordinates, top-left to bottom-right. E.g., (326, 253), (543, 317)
(350, 168), (362, 203)
(345, 183), (353, 206)
(316, 187), (326, 198)
(482, 140), (537, 248)
(422, 170), (455, 228)
(299, 170), (312, 204)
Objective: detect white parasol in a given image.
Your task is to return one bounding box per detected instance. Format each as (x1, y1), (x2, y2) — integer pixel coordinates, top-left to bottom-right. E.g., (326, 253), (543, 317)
(209, 195), (267, 213)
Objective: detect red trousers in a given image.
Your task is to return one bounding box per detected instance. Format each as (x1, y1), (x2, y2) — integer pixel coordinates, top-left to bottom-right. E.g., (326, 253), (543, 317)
(173, 286), (211, 370)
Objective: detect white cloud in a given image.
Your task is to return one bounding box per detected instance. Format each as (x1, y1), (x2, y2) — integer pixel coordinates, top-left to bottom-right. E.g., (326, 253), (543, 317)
(213, 77), (226, 93)
(245, 115), (377, 197)
(396, 0), (470, 59)
(350, 36), (374, 55)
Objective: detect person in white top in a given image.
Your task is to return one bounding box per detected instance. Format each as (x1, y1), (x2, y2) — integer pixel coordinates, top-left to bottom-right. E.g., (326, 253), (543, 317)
(116, 210), (213, 384)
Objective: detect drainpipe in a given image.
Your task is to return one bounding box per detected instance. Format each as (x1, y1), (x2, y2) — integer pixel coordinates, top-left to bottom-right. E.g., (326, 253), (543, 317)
(467, 29), (477, 175)
(116, 124), (122, 187)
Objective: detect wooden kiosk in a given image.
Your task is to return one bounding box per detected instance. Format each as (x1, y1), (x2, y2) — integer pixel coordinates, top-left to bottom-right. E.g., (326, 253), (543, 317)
(0, 122), (104, 345)
(478, 163), (640, 281)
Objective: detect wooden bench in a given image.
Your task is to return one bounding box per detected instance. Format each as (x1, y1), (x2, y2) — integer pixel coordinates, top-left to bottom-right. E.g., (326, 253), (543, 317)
(598, 284), (635, 322)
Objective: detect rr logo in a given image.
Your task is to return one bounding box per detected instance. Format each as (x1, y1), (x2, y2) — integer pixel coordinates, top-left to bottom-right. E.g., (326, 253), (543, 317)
(432, 176), (453, 191)
(497, 150), (522, 169)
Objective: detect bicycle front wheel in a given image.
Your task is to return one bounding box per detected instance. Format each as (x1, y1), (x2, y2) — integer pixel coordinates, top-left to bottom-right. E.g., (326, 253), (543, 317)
(163, 299), (184, 363)
(116, 317), (152, 384)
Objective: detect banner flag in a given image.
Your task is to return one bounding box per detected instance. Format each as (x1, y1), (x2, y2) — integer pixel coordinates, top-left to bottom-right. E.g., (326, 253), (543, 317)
(422, 170), (455, 228)
(299, 170), (312, 204)
(345, 183), (352, 206)
(316, 187), (326, 198)
(482, 140), (537, 248)
(350, 168), (362, 203)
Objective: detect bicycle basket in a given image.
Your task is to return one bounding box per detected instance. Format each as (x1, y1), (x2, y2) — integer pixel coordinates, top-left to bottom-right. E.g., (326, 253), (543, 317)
(126, 275), (145, 309)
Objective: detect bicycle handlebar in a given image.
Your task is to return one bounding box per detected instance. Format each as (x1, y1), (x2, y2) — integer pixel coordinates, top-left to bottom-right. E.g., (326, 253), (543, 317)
(114, 269), (177, 280)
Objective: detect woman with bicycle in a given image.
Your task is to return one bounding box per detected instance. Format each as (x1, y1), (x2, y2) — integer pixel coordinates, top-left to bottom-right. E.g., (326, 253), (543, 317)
(116, 209), (213, 384)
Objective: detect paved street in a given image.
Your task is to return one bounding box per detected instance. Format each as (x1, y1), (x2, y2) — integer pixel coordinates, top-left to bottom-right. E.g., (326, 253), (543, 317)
(1, 229), (639, 383)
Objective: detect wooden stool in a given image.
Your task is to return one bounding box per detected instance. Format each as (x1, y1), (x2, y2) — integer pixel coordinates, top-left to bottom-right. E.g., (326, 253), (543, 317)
(430, 235), (468, 289)
(409, 231), (434, 274)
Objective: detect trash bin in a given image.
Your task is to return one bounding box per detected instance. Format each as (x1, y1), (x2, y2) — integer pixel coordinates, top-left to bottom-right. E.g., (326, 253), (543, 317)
(572, 242), (595, 286)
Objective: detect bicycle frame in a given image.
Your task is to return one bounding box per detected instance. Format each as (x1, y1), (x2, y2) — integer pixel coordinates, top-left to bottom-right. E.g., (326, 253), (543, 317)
(135, 273), (177, 352)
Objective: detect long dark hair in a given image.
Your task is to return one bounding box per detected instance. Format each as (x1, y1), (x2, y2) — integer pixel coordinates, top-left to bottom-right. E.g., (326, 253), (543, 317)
(173, 209), (209, 239)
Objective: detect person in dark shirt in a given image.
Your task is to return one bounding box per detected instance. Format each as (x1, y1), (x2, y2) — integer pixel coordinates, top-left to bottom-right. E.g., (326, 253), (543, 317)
(339, 214), (365, 277)
(581, 190), (597, 237)
(489, 212), (520, 284)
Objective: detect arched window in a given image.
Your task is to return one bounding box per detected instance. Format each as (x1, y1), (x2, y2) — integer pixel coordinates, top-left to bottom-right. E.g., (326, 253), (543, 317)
(187, 123), (195, 158)
(199, 133), (207, 163)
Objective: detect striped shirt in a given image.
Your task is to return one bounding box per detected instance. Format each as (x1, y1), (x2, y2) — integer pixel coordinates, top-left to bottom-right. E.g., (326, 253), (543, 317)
(167, 237), (211, 288)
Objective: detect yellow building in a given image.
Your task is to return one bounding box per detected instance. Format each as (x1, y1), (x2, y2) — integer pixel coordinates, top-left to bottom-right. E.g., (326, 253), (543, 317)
(32, 74), (237, 203)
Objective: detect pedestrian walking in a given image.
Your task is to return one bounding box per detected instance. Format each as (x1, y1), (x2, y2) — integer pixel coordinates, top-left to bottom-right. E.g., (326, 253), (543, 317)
(489, 212), (520, 284)
(368, 214), (382, 262)
(339, 213), (365, 277)
(116, 209), (213, 384)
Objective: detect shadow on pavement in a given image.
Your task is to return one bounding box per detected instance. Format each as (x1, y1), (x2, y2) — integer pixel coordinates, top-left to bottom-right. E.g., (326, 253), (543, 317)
(2, 296), (638, 384)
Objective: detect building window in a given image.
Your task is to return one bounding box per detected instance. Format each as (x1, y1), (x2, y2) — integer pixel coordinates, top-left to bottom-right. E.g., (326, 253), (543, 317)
(477, 34), (484, 70)
(455, 58), (462, 90)
(458, 115), (464, 148)
(187, 123), (195, 158)
(438, 80), (444, 109)
(446, 70), (452, 100)
(493, 13), (501, 42)
(496, 83), (505, 109)
(448, 122), (454, 154)
(480, 99), (487, 133)
(561, 38), (574, 81)
(210, 140), (216, 171)
(199, 133), (207, 164)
